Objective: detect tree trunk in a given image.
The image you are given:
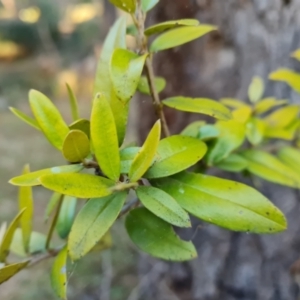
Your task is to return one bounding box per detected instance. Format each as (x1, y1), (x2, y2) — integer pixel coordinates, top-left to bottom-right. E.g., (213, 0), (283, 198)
(137, 1), (300, 299)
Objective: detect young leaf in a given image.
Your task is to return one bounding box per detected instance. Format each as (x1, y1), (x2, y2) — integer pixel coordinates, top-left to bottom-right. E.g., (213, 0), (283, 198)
(291, 49), (300, 61)
(91, 93), (120, 181)
(144, 19), (200, 36)
(39, 173), (114, 199)
(0, 209), (26, 262)
(199, 124), (220, 141)
(137, 76), (166, 95)
(29, 90), (69, 150)
(206, 120), (245, 165)
(220, 98), (248, 109)
(232, 106), (252, 124)
(254, 98), (287, 115)
(120, 147), (140, 174)
(126, 208), (197, 261)
(163, 97), (231, 120)
(269, 68), (300, 93)
(51, 246), (68, 300)
(141, 0), (159, 12)
(0, 261), (30, 284)
(69, 119), (90, 139)
(181, 121), (205, 138)
(109, 0), (136, 13)
(66, 83), (79, 121)
(68, 192), (127, 260)
(45, 193), (62, 222)
(9, 107), (41, 131)
(264, 105), (300, 128)
(242, 150), (300, 188)
(110, 49), (148, 103)
(150, 25), (216, 52)
(9, 164), (83, 187)
(94, 17), (128, 145)
(56, 196), (77, 239)
(136, 186), (191, 227)
(62, 130), (90, 163)
(277, 147), (300, 173)
(129, 120), (161, 182)
(18, 165), (33, 253)
(152, 172), (286, 233)
(145, 135), (207, 179)
(246, 118), (265, 145)
(248, 76), (264, 103)
(215, 154), (248, 172)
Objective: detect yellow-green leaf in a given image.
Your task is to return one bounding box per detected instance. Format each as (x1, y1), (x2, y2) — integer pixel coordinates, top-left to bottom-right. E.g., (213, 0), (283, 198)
(264, 105), (300, 128)
(254, 98), (287, 115)
(163, 97), (232, 120)
(62, 130), (90, 163)
(246, 118), (265, 145)
(291, 49), (300, 61)
(141, 0), (159, 12)
(242, 150), (300, 188)
(136, 186), (191, 227)
(215, 154), (248, 172)
(137, 76), (166, 95)
(120, 147), (140, 174)
(51, 246), (68, 300)
(69, 119), (90, 139)
(91, 93), (120, 181)
(180, 121), (205, 138)
(109, 0), (136, 13)
(220, 98), (248, 109)
(232, 106), (252, 124)
(0, 209), (26, 262)
(68, 192), (127, 260)
(39, 173), (114, 198)
(18, 165), (33, 253)
(150, 25), (217, 52)
(277, 147), (300, 173)
(94, 17), (128, 145)
(9, 107), (41, 131)
(129, 120), (161, 182)
(264, 126), (295, 140)
(152, 172), (286, 233)
(45, 193), (62, 222)
(145, 19), (200, 36)
(110, 49), (148, 103)
(145, 135), (207, 179)
(126, 208), (197, 261)
(269, 68), (300, 93)
(66, 83), (79, 121)
(9, 164), (83, 187)
(29, 90), (69, 150)
(0, 261), (30, 284)
(248, 76), (264, 103)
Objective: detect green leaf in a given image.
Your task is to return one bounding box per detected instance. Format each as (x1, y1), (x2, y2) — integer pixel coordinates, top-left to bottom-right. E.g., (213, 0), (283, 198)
(129, 120), (161, 182)
(66, 84), (79, 122)
(110, 49), (148, 103)
(144, 19), (200, 36)
(45, 193), (62, 222)
(254, 98), (288, 115)
(264, 126), (295, 140)
(136, 186), (190, 227)
(150, 25), (217, 52)
(264, 105), (300, 128)
(145, 135), (207, 179)
(180, 121), (205, 138)
(62, 130), (90, 163)
(39, 173), (114, 199)
(248, 76), (264, 103)
(56, 196), (77, 239)
(152, 172), (287, 233)
(137, 76), (166, 95)
(94, 17), (128, 145)
(277, 147), (300, 173)
(220, 98), (248, 109)
(291, 49), (300, 61)
(199, 124), (220, 141)
(120, 147), (140, 174)
(0, 261), (30, 284)
(163, 97), (231, 120)
(51, 246), (68, 300)
(109, 0), (136, 13)
(126, 24), (138, 36)
(29, 90), (69, 150)
(10, 229), (47, 257)
(242, 150), (300, 188)
(206, 120), (245, 165)
(68, 192), (127, 260)
(126, 208), (197, 261)
(0, 209), (26, 262)
(18, 165), (33, 253)
(141, 0), (159, 12)
(91, 93), (120, 181)
(215, 154), (248, 172)
(269, 68), (300, 93)
(69, 119), (90, 139)
(9, 164), (83, 187)
(9, 107), (41, 131)
(232, 106), (252, 124)
(246, 118), (265, 145)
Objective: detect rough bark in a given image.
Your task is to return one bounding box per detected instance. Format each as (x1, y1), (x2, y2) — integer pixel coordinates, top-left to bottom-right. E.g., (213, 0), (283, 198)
(137, 0), (300, 299)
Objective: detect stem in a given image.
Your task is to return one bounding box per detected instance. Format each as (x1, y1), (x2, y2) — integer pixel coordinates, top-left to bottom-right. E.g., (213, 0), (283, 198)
(118, 198), (139, 219)
(28, 246), (63, 267)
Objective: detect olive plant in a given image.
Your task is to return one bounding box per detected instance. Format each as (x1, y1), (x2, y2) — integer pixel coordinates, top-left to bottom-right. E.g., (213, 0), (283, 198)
(2, 0), (299, 298)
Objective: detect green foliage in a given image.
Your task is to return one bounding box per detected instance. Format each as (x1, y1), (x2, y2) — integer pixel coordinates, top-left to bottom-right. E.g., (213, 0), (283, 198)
(4, 2), (300, 298)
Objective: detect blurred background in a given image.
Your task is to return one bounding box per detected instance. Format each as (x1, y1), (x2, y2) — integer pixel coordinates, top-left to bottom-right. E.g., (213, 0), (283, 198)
(1, 0), (300, 299)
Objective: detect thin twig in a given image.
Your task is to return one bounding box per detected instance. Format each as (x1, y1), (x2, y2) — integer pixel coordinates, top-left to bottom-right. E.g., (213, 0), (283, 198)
(118, 198), (139, 219)
(28, 246), (64, 268)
